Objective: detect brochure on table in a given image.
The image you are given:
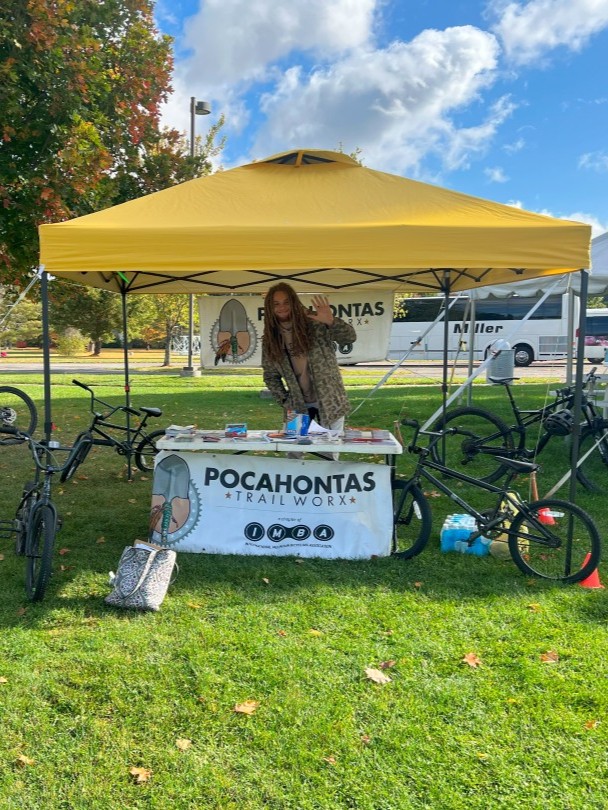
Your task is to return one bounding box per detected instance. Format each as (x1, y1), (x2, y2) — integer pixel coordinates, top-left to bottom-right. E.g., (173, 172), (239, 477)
(149, 451), (394, 559)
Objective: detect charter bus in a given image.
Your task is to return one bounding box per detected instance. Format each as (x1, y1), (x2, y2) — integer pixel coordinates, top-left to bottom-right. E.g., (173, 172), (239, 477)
(388, 293), (576, 367)
(577, 308), (608, 363)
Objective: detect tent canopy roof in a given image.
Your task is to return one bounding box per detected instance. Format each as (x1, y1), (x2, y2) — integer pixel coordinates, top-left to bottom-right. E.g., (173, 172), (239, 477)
(38, 149), (591, 295)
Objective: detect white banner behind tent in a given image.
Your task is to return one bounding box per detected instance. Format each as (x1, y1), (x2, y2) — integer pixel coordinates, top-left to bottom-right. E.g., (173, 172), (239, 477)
(149, 451), (393, 559)
(199, 292), (393, 368)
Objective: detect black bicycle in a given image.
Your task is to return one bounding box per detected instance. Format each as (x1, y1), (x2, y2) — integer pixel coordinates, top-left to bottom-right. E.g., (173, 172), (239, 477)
(0, 426), (93, 600)
(429, 368), (608, 491)
(0, 385), (37, 445)
(391, 419), (601, 584)
(62, 379), (164, 480)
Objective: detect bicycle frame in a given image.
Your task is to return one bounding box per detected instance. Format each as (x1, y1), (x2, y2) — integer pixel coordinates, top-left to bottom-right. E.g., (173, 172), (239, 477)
(404, 425), (562, 549)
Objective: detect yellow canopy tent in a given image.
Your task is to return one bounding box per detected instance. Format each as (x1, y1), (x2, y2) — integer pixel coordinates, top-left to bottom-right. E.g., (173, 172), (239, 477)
(39, 149), (591, 294)
(36, 149), (592, 487)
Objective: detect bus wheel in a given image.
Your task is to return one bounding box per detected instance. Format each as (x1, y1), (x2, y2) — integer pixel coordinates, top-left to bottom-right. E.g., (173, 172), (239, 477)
(513, 344), (533, 366)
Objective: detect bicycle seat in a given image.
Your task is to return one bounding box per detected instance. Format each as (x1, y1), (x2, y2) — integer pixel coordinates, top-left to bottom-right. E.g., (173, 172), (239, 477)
(493, 456), (539, 474)
(487, 376), (519, 385)
(140, 407), (162, 418)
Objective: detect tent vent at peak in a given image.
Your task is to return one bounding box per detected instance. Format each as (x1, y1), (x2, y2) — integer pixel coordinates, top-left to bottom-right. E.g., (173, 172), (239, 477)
(263, 152), (336, 165)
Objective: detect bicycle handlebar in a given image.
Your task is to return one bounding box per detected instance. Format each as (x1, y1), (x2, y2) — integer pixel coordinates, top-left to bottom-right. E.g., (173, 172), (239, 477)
(72, 378), (90, 391)
(72, 378), (141, 417)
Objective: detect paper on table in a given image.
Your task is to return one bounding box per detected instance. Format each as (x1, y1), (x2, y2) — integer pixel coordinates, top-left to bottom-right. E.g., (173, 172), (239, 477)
(306, 419), (329, 435)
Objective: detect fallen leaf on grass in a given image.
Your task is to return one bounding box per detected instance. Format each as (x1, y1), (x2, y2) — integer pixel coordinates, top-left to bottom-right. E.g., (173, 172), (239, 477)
(17, 607), (27, 616)
(584, 719), (599, 730)
(96, 536), (106, 544)
(360, 734), (372, 745)
(128, 498), (137, 504)
(423, 490), (442, 498)
(365, 667), (392, 684)
(0, 553), (4, 561)
(262, 577), (270, 585)
(379, 660), (396, 669)
(0, 676), (8, 684)
(234, 700), (259, 715)
(187, 602), (203, 609)
(294, 559), (304, 565)
(58, 548), (70, 556)
(323, 756), (337, 765)
(140, 476), (149, 481)
(462, 653), (482, 668)
(413, 582), (423, 589)
(477, 752), (489, 760)
(15, 754), (35, 767)
(308, 629), (323, 637)
(175, 738), (192, 751)
(277, 629), (287, 637)
(129, 766), (152, 784)
(527, 603), (541, 612)
(540, 650), (559, 664)
(77, 474), (89, 480)
(59, 565), (74, 572)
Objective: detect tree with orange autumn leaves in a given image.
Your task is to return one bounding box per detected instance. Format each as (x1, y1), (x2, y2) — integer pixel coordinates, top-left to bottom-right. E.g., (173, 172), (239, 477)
(0, 0), (224, 288)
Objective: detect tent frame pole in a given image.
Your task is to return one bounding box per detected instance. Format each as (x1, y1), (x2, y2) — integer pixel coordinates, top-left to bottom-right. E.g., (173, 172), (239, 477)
(41, 269), (53, 444)
(120, 288), (134, 480)
(568, 269), (589, 507)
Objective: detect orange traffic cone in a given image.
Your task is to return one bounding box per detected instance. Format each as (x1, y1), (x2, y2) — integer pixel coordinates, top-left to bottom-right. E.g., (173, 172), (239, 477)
(579, 553), (605, 590)
(530, 471), (555, 525)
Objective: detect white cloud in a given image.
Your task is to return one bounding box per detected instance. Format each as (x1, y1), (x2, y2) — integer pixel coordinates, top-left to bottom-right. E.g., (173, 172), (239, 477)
(579, 151), (608, 172)
(503, 136), (525, 153)
(485, 166), (509, 182)
(249, 26), (502, 174)
(492, 0), (608, 66)
(182, 0), (376, 88)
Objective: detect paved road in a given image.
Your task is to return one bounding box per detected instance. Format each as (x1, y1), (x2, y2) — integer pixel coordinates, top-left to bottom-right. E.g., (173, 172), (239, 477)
(0, 358), (578, 380)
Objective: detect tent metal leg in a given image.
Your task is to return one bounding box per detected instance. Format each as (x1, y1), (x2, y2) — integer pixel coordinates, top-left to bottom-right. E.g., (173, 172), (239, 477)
(568, 269), (589, 507)
(121, 289), (133, 481)
(40, 270), (53, 443)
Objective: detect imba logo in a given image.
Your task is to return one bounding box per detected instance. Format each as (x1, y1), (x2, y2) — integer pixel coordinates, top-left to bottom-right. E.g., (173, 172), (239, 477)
(244, 522), (334, 543)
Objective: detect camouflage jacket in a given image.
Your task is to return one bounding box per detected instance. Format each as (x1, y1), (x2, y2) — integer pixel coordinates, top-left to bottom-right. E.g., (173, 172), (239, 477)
(262, 318), (357, 427)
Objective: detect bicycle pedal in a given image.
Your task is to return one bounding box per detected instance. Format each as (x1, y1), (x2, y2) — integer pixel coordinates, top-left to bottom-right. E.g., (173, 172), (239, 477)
(0, 519), (18, 539)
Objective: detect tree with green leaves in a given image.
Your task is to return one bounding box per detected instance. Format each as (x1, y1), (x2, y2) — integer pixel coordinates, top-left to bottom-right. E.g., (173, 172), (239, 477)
(49, 284), (122, 355)
(0, 0), (225, 289)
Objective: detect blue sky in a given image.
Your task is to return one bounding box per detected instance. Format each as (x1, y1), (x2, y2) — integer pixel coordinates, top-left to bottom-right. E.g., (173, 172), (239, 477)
(155, 0), (608, 236)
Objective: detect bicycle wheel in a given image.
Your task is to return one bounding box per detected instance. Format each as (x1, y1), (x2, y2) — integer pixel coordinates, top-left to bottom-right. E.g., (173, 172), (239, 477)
(508, 498), (600, 583)
(15, 481), (38, 556)
(60, 431), (93, 483)
(392, 480), (432, 559)
(574, 424), (608, 493)
(134, 428), (165, 472)
(430, 406), (515, 484)
(0, 386), (37, 443)
(25, 503), (57, 601)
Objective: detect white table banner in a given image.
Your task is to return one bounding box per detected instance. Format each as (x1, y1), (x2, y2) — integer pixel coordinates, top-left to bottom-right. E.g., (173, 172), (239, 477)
(149, 451), (393, 559)
(199, 292), (394, 367)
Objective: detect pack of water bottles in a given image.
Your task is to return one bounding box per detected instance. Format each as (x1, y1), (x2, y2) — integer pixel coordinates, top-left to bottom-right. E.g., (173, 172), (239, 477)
(440, 514), (491, 556)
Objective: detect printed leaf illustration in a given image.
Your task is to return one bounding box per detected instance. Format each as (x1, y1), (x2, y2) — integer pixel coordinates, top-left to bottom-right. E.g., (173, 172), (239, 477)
(234, 700), (260, 715)
(129, 766), (152, 783)
(175, 738), (192, 751)
(365, 667), (392, 684)
(540, 650), (559, 664)
(462, 653), (482, 668)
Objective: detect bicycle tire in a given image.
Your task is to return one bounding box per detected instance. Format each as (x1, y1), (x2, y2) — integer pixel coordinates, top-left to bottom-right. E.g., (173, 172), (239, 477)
(25, 503), (56, 601)
(508, 498), (601, 584)
(392, 480), (432, 559)
(430, 406), (515, 484)
(574, 424), (608, 493)
(134, 428), (165, 472)
(15, 481), (38, 556)
(59, 431), (94, 483)
(0, 386), (37, 444)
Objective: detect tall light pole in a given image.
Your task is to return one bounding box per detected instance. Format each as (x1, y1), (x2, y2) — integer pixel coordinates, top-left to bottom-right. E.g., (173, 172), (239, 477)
(181, 96), (211, 377)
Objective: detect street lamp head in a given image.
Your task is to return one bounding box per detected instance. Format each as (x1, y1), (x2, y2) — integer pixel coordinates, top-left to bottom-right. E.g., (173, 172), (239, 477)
(195, 100), (211, 116)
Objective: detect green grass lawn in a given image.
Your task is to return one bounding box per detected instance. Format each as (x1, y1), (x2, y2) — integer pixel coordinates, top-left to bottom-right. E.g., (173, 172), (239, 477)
(1, 371), (607, 809)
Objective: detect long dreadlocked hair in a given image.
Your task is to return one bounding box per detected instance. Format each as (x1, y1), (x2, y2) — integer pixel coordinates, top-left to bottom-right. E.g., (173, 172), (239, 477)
(262, 282), (313, 363)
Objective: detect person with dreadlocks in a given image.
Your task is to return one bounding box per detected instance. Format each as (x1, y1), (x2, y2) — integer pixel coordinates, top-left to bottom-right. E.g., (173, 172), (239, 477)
(261, 283), (356, 434)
